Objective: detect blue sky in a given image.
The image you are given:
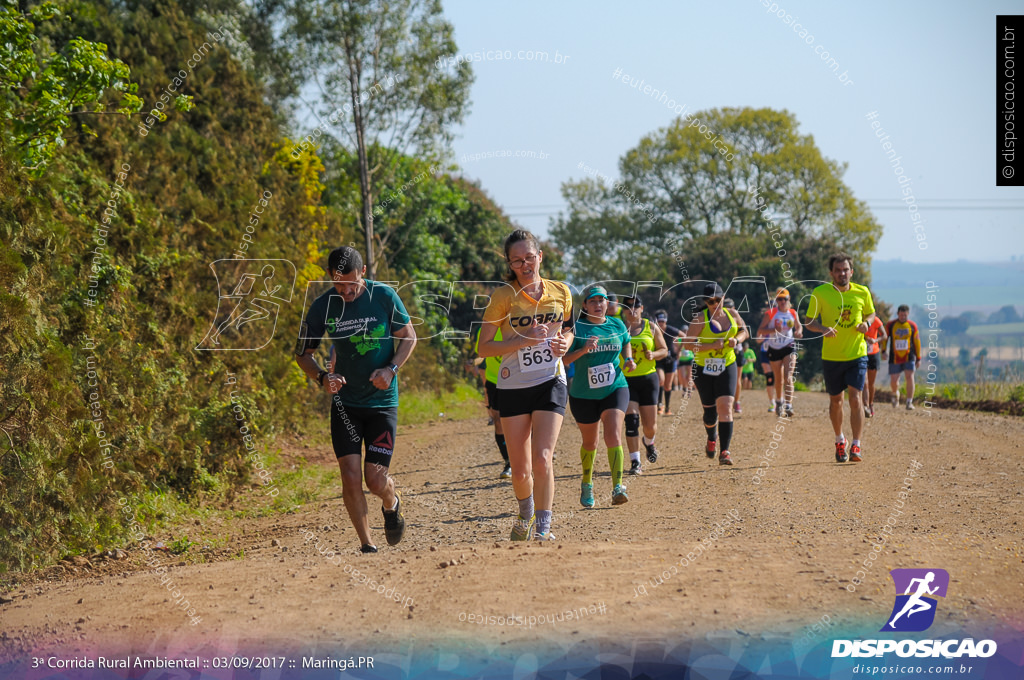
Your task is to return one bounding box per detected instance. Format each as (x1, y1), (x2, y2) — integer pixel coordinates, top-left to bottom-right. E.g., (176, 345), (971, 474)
(442, 0), (1024, 264)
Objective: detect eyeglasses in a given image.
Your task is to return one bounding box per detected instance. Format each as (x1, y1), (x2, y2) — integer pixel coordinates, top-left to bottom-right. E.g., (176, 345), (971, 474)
(507, 254), (538, 269)
(707, 298), (721, 305)
(776, 296), (790, 302)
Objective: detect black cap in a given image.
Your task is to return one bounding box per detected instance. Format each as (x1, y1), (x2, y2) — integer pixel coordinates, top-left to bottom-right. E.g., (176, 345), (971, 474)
(703, 282), (725, 298)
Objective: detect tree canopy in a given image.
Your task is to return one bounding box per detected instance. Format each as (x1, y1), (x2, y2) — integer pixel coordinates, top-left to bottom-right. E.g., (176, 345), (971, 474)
(552, 107), (882, 288)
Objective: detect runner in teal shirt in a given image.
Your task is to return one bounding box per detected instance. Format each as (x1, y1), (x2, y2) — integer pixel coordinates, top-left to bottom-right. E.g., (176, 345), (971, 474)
(562, 286), (636, 509)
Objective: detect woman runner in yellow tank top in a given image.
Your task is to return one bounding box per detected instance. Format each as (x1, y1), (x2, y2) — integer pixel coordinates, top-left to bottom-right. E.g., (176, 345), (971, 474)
(681, 282), (749, 465)
(619, 295), (668, 475)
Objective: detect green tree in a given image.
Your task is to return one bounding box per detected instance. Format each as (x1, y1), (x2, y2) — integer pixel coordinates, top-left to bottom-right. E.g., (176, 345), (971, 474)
(940, 315), (970, 335)
(552, 107), (882, 286)
(283, 0), (473, 278)
(0, 0), (326, 571)
(987, 304), (1022, 325)
(0, 0), (144, 172)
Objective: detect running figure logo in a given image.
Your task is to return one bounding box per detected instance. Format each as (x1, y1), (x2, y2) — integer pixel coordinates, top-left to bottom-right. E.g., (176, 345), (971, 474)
(881, 568), (949, 632)
(196, 259), (296, 351)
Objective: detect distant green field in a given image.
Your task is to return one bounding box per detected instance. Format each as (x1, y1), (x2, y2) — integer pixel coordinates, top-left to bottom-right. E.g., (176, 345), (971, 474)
(968, 322), (1024, 336)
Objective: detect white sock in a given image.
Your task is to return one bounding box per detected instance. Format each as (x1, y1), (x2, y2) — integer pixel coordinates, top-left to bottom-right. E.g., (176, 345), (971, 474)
(643, 435), (655, 446)
(836, 434), (845, 444)
(852, 439), (861, 448)
(630, 451), (641, 463)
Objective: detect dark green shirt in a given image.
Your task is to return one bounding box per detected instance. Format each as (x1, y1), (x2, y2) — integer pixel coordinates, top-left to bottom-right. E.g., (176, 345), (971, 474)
(301, 280), (411, 408)
(568, 315), (629, 400)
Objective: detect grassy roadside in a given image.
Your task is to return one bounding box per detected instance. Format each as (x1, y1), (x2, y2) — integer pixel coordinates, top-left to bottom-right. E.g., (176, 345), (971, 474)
(114, 383), (488, 560)
(1, 383), (487, 579)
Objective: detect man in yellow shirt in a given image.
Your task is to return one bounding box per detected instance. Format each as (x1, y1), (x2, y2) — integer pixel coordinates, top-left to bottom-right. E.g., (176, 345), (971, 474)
(805, 254), (876, 464)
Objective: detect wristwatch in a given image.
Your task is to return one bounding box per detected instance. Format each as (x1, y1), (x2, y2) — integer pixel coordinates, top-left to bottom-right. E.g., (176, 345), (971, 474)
(388, 364), (399, 375)
(316, 369), (328, 386)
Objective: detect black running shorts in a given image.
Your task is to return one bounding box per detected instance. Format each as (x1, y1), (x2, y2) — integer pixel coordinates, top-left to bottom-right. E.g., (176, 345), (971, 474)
(823, 357), (868, 396)
(569, 386), (630, 424)
(485, 380), (498, 411)
(495, 377), (567, 418)
(694, 362), (738, 404)
(866, 353), (880, 371)
(656, 357), (678, 374)
(331, 401), (398, 467)
(767, 344), (795, 362)
(626, 373), (660, 407)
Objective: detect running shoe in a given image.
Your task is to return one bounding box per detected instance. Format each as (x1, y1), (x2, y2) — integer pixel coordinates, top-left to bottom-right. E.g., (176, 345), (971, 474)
(734, 401), (743, 415)
(510, 514), (535, 541)
(360, 544), (378, 554)
(767, 402), (776, 413)
(835, 440), (848, 463)
(864, 405), (872, 418)
(612, 484), (629, 505)
(664, 409), (672, 415)
(891, 394), (898, 408)
(499, 463), (512, 479)
(628, 459), (642, 475)
(705, 439), (717, 459)
(719, 451), (733, 466)
(849, 444), (862, 462)
(533, 531), (556, 541)
(775, 400), (784, 417)
(487, 416), (494, 426)
(382, 492), (405, 546)
(906, 401), (915, 411)
(644, 440), (659, 463)
(657, 404), (664, 415)
(784, 404), (794, 418)
(580, 482), (595, 508)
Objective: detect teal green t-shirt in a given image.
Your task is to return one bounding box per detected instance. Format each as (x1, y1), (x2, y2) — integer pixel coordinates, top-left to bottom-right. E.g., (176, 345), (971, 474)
(300, 279), (411, 408)
(568, 315), (629, 400)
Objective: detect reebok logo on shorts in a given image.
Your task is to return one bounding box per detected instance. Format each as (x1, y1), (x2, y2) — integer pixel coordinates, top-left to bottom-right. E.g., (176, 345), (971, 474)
(368, 431), (394, 456)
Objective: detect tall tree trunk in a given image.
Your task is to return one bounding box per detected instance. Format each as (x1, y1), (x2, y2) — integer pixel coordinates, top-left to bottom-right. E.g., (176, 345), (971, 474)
(346, 39), (375, 279)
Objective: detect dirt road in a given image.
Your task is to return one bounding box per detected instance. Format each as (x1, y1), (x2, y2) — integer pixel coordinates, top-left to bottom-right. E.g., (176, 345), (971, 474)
(2, 392), (1022, 666)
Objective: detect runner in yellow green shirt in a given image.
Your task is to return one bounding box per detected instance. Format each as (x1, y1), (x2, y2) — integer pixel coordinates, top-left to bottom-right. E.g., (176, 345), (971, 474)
(804, 253), (876, 464)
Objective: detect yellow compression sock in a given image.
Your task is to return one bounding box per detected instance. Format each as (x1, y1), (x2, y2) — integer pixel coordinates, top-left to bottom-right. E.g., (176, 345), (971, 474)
(608, 446), (624, 486)
(580, 447), (597, 484)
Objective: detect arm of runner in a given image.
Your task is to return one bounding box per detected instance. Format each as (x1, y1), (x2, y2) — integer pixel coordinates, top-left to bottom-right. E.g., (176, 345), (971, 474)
(727, 309), (749, 348)
(477, 320), (554, 357)
(368, 321), (417, 390)
(755, 313), (772, 343)
(803, 315), (835, 338)
(856, 312), (875, 335)
(792, 313), (803, 339)
(562, 334), (599, 365)
(550, 325), (572, 358)
(803, 291), (836, 338)
(912, 321), (922, 367)
(647, 323), (669, 361)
